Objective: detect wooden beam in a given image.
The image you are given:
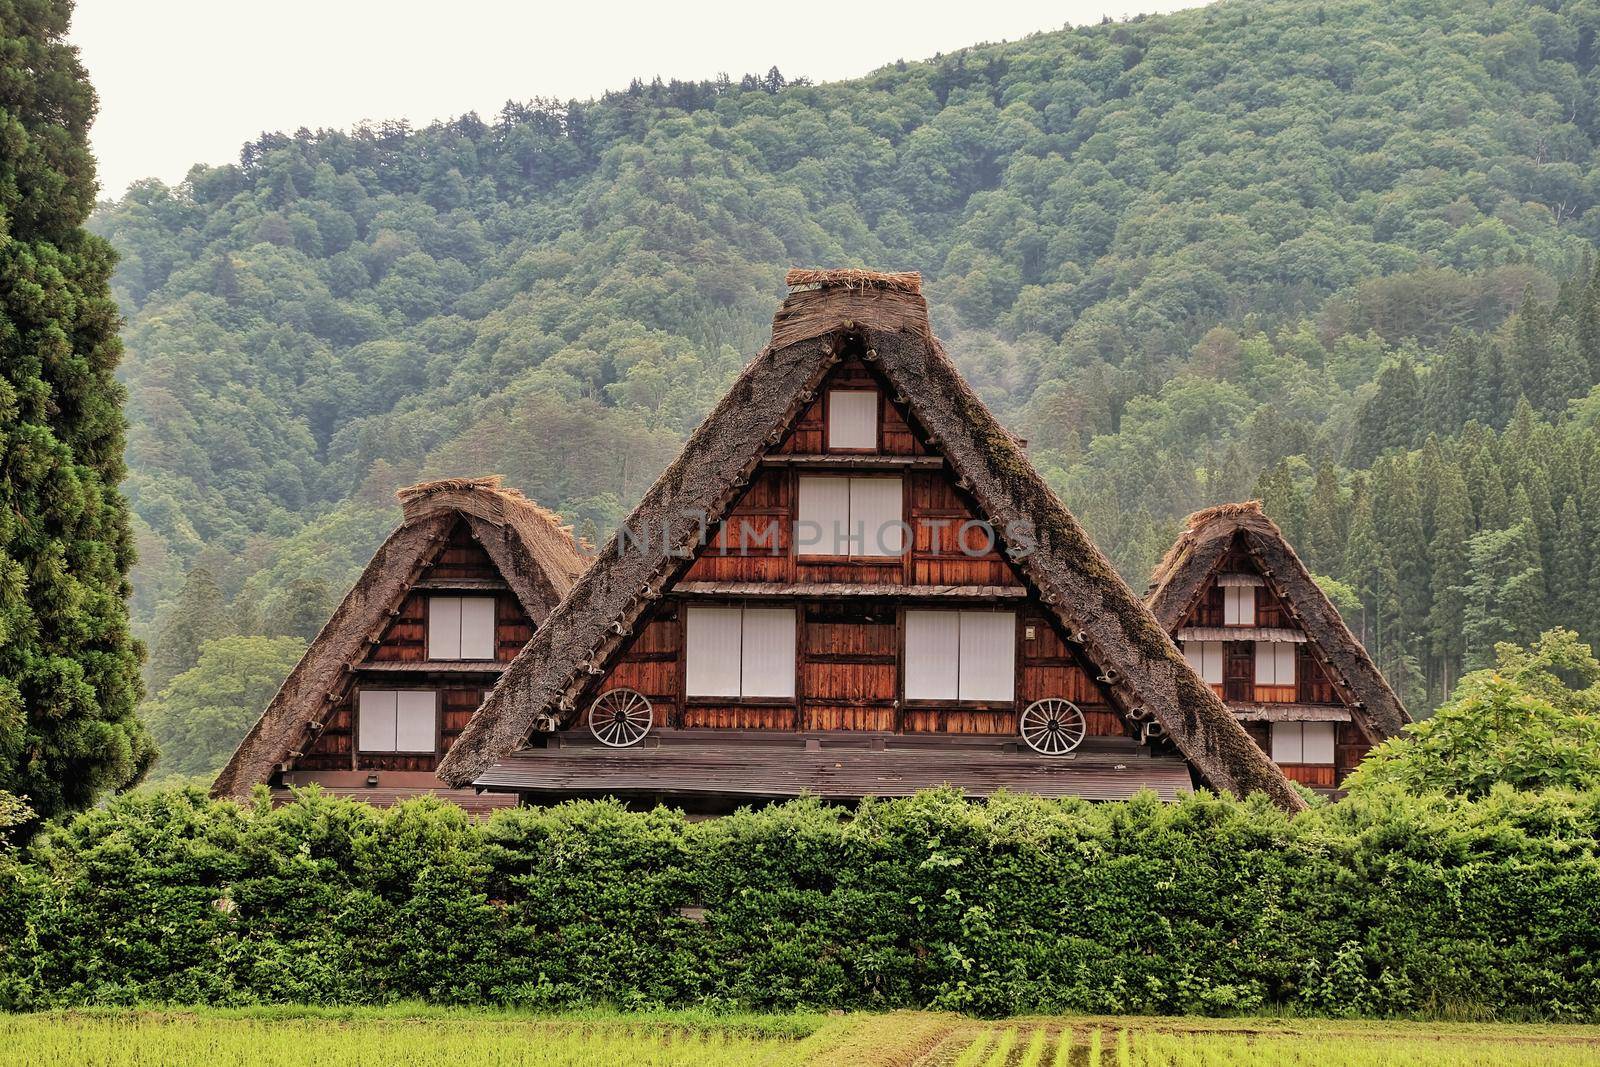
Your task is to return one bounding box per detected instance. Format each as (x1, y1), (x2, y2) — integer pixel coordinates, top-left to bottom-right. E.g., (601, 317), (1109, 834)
(671, 581), (1029, 599)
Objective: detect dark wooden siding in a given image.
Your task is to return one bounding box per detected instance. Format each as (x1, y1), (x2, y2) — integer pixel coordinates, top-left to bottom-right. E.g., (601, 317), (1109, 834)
(568, 359), (1126, 743)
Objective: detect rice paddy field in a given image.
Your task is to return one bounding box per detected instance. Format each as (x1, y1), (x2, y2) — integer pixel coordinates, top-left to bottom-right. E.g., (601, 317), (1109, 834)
(4, 1008), (1600, 1066)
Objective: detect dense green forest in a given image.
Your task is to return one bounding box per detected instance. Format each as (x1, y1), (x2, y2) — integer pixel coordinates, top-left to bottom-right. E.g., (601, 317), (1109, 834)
(90, 0), (1600, 771)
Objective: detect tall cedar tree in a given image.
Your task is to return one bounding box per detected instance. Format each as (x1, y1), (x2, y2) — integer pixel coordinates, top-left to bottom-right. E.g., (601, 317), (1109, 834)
(0, 0), (152, 818)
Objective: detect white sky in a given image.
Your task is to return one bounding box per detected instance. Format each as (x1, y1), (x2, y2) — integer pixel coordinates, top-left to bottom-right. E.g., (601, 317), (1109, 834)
(71, 0), (1206, 198)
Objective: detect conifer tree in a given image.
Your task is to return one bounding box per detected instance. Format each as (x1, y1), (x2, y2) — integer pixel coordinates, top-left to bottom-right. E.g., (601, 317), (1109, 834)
(1253, 459), (1306, 548)
(147, 564), (235, 691)
(0, 0), (151, 818)
(1343, 484), (1384, 648)
(1461, 521), (1547, 668)
(1304, 461), (1346, 574)
(1552, 497), (1588, 639)
(1427, 460), (1473, 696)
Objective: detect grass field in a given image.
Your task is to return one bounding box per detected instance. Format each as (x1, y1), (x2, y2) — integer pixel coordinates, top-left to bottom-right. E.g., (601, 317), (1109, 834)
(4, 1008), (1600, 1066)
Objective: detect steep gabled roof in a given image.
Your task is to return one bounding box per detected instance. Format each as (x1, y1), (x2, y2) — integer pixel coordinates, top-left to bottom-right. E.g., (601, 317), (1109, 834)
(438, 271), (1304, 811)
(211, 476), (589, 799)
(1146, 501), (1409, 739)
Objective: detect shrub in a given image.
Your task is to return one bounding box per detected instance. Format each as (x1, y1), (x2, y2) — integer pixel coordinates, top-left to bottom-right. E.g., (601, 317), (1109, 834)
(1, 785), (1596, 1020)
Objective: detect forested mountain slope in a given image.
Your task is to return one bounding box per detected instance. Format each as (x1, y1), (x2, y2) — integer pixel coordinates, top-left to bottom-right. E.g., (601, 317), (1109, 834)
(93, 0), (1600, 759)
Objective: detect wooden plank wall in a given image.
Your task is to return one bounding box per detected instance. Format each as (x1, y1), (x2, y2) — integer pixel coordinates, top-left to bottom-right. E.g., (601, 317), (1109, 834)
(586, 600), (1127, 738)
(580, 360), (1129, 741)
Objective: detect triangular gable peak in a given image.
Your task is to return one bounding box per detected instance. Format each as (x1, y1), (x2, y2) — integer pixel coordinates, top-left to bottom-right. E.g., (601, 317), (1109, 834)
(211, 476), (589, 799)
(439, 271), (1303, 811)
(1145, 501), (1409, 788)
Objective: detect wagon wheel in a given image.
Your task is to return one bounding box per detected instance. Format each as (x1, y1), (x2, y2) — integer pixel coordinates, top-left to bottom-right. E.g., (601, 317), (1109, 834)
(587, 688), (654, 747)
(1019, 697), (1087, 755)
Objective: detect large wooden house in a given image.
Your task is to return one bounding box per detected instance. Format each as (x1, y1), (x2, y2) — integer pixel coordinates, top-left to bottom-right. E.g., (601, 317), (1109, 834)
(1145, 502), (1409, 790)
(438, 271), (1303, 812)
(212, 477), (589, 812)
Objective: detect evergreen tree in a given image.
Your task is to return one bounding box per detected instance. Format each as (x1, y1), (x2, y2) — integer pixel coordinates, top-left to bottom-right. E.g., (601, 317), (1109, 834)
(146, 565), (234, 690)
(1426, 460), (1473, 697)
(1460, 521), (1547, 668)
(1303, 461), (1346, 574)
(0, 0), (152, 820)
(1371, 456), (1430, 634)
(1347, 356), (1423, 466)
(1343, 484), (1384, 648)
(1253, 459), (1307, 549)
(1579, 259), (1600, 380)
(1466, 445), (1507, 530)
(1552, 497), (1588, 639)
(260, 577), (336, 642)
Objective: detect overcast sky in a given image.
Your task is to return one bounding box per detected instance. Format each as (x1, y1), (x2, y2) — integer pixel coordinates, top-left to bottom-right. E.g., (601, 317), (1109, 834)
(71, 0), (1205, 198)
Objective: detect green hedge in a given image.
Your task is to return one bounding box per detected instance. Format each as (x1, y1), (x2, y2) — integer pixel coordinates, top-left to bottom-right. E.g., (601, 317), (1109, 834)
(1, 786), (1597, 1019)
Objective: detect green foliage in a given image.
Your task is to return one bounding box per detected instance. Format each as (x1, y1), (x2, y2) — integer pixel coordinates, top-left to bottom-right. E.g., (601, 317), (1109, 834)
(0, 790), (32, 852)
(1348, 630), (1600, 797)
(2, 786), (1598, 1020)
(0, 0), (152, 819)
(141, 636), (306, 780)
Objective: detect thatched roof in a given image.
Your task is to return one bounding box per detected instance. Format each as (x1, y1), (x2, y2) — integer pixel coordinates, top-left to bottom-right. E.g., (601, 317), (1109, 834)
(211, 477), (590, 799)
(437, 270), (1304, 811)
(1146, 501), (1409, 740)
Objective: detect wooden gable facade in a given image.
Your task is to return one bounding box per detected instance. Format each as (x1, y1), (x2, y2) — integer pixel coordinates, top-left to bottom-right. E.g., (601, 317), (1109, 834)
(212, 477), (589, 813)
(439, 271), (1304, 812)
(593, 356), (1130, 745)
(1147, 503), (1410, 792)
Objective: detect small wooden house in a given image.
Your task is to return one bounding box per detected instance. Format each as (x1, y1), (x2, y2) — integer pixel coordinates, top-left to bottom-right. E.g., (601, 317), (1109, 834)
(1145, 502), (1409, 791)
(438, 271), (1303, 812)
(212, 477), (589, 812)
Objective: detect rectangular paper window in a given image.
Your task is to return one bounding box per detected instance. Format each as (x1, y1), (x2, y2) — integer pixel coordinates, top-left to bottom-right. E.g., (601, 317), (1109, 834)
(796, 475), (903, 557)
(958, 612), (1016, 702)
(740, 608), (796, 698)
(827, 390), (878, 450)
(850, 477), (904, 557)
(904, 610), (960, 700)
(359, 690), (435, 753)
(394, 691), (437, 752)
(797, 475), (851, 556)
(1302, 722), (1336, 764)
(1224, 586), (1256, 626)
(685, 606), (743, 696)
(427, 596), (463, 659)
(1270, 722), (1303, 763)
(358, 689), (397, 751)
(1183, 640), (1223, 684)
(1255, 641), (1298, 685)
(459, 598), (496, 659)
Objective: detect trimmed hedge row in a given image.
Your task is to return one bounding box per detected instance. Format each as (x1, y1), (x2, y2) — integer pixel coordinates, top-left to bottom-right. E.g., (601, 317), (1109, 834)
(1, 786), (1597, 1019)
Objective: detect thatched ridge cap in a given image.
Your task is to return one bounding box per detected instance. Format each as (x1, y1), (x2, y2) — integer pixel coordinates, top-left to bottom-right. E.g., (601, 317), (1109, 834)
(785, 268), (921, 293)
(397, 474), (588, 551)
(1184, 499), (1269, 529)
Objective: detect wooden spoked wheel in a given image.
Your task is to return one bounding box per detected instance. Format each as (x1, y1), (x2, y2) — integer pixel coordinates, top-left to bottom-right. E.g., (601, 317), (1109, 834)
(587, 688), (654, 748)
(1020, 698), (1087, 755)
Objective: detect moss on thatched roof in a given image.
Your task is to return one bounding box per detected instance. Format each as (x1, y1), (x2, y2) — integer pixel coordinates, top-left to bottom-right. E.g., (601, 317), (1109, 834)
(438, 272), (1304, 811)
(1145, 501), (1409, 740)
(211, 476), (590, 799)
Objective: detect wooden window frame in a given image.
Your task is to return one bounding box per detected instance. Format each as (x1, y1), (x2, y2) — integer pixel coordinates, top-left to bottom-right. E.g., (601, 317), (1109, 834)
(824, 388), (881, 454)
(427, 594), (498, 661)
(794, 473), (906, 561)
(682, 602), (798, 703)
(899, 607), (1020, 711)
(353, 687), (442, 757)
